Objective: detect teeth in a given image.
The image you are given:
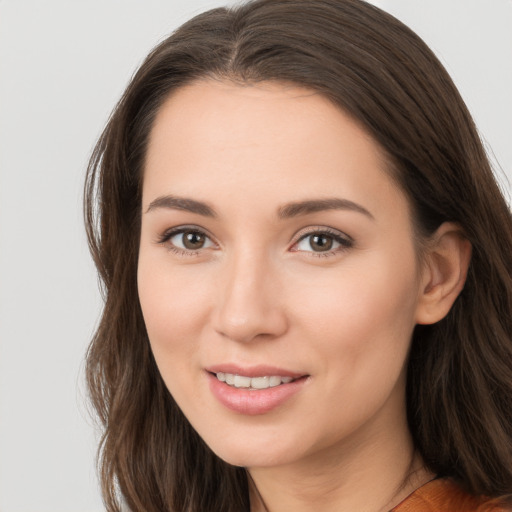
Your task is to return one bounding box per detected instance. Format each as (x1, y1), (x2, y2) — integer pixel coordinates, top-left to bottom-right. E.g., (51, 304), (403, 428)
(252, 376), (270, 389)
(269, 376), (281, 387)
(233, 375), (252, 388)
(216, 373), (296, 389)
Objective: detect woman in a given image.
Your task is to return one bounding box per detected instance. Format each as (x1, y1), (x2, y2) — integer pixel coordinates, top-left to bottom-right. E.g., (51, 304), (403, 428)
(84, 0), (512, 510)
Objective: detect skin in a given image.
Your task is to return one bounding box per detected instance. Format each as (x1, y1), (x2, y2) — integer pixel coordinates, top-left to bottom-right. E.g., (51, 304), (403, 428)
(138, 80), (470, 512)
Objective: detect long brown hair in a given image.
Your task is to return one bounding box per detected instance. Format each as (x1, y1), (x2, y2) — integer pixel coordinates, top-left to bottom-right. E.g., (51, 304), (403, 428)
(84, 0), (512, 510)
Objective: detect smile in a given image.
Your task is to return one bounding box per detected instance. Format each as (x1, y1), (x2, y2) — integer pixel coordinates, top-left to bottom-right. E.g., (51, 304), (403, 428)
(208, 370), (308, 415)
(215, 372), (294, 389)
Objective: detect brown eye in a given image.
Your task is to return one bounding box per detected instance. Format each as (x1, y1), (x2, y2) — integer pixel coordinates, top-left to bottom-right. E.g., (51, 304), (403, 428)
(294, 229), (353, 255)
(165, 228), (215, 253)
(182, 231), (206, 249)
(309, 234), (333, 252)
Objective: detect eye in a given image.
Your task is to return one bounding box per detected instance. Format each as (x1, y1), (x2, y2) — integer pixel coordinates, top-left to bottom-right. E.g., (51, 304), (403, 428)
(158, 227), (215, 254)
(292, 228), (353, 255)
(171, 230), (213, 250)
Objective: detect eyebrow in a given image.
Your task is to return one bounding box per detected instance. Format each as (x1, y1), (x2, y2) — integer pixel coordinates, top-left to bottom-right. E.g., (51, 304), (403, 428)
(146, 195), (217, 217)
(145, 194), (373, 220)
(277, 198), (374, 220)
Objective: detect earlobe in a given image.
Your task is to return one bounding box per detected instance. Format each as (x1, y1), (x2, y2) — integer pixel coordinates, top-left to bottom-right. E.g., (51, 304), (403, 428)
(415, 222), (472, 325)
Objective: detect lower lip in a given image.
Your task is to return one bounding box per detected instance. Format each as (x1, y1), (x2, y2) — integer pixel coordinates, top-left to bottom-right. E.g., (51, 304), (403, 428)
(207, 372), (307, 415)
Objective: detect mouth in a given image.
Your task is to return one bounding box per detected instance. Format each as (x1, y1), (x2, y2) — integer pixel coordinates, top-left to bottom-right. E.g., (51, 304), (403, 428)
(214, 372), (296, 390)
(206, 366), (309, 414)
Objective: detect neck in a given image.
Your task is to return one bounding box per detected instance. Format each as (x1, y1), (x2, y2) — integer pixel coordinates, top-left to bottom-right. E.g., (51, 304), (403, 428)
(248, 406), (434, 512)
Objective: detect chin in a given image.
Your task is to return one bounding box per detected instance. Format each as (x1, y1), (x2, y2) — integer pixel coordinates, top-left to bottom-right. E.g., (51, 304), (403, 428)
(216, 449), (291, 469)
(200, 429), (298, 469)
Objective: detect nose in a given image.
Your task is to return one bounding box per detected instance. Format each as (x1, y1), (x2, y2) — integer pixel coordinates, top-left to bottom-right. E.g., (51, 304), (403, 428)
(212, 251), (288, 343)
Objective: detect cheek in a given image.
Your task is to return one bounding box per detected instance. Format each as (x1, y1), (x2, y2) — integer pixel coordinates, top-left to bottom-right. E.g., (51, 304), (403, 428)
(137, 262), (216, 416)
(298, 257), (417, 328)
(137, 254), (213, 368)
(291, 249), (420, 378)
(288, 256), (419, 438)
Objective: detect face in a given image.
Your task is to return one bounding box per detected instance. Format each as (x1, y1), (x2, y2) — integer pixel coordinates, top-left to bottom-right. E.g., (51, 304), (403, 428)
(138, 80), (425, 470)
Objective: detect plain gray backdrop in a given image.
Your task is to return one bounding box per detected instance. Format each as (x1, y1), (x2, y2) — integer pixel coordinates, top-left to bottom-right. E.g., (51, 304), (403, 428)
(0, 1), (510, 511)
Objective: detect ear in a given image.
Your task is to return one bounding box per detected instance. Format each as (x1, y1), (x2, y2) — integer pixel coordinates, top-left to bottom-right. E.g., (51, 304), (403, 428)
(415, 222), (472, 325)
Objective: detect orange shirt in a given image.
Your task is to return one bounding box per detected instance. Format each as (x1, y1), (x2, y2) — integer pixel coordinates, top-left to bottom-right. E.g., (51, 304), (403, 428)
(392, 478), (510, 511)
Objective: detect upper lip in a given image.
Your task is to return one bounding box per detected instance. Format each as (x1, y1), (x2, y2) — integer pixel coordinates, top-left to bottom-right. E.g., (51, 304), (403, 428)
(205, 364), (306, 379)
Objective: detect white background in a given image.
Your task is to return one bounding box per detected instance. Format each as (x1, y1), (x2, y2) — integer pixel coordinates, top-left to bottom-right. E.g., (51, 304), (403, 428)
(0, 1), (510, 511)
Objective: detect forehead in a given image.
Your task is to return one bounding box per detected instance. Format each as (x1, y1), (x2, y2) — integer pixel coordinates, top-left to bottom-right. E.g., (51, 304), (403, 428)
(146, 80), (377, 161)
(143, 79), (408, 223)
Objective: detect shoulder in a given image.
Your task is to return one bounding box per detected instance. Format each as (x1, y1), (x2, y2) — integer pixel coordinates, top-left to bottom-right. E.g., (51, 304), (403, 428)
(392, 478), (511, 512)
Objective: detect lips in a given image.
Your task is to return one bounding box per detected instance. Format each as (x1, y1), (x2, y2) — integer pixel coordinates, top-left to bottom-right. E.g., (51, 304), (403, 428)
(205, 365), (309, 415)
(216, 372), (294, 389)
(206, 364), (303, 379)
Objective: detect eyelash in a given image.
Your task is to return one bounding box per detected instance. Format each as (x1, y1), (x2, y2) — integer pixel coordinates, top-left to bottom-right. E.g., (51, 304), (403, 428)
(156, 225), (354, 258)
(291, 226), (354, 258)
(157, 225), (215, 257)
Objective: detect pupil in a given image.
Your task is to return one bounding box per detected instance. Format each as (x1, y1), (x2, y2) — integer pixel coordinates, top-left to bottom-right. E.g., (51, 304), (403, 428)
(311, 234), (333, 251)
(183, 231), (205, 249)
